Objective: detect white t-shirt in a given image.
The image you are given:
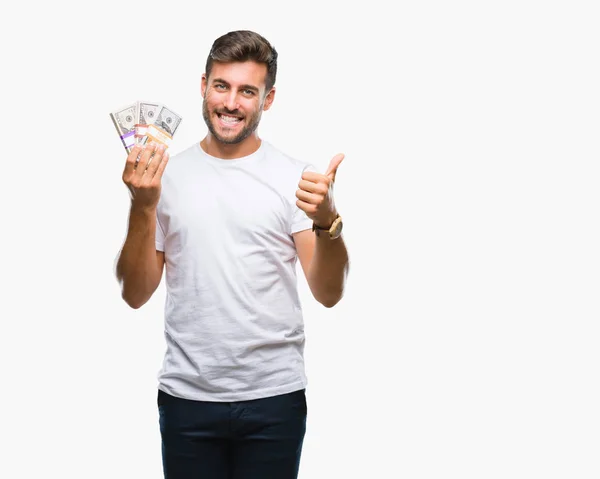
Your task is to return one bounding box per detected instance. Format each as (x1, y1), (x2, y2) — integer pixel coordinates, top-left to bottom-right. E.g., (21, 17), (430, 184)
(155, 139), (315, 401)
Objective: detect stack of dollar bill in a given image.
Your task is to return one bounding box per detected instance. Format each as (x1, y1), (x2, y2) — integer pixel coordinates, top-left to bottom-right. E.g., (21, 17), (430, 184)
(110, 101), (183, 153)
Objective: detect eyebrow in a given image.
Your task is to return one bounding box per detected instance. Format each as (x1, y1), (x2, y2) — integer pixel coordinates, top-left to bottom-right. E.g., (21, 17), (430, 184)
(212, 78), (260, 93)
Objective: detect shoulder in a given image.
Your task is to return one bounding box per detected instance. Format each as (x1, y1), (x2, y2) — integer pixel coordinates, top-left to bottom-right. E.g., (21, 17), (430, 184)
(161, 142), (202, 179)
(168, 141), (201, 165)
(261, 140), (315, 174)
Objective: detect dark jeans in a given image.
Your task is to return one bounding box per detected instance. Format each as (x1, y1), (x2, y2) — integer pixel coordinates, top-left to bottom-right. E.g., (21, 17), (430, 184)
(157, 388), (307, 479)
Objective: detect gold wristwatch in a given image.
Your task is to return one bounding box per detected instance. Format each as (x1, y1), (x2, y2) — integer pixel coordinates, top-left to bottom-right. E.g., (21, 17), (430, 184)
(312, 214), (343, 239)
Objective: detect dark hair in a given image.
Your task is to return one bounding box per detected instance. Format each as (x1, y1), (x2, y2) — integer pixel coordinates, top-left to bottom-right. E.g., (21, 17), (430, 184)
(205, 30), (278, 91)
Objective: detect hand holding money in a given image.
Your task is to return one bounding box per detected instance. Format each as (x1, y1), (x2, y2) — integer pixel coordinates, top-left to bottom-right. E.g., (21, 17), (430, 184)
(122, 142), (169, 210)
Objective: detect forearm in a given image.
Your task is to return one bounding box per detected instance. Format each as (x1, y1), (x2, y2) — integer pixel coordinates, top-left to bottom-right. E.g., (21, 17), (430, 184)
(115, 204), (162, 308)
(307, 234), (349, 308)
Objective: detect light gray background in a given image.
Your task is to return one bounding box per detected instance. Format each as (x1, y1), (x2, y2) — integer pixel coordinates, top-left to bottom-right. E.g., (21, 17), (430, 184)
(2, 0), (599, 477)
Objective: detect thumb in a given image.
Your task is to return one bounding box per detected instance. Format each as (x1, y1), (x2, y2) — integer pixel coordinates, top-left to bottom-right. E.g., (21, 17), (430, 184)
(325, 153), (345, 182)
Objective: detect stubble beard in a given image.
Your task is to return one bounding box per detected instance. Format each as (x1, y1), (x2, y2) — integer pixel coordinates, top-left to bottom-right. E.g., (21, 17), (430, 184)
(202, 100), (262, 145)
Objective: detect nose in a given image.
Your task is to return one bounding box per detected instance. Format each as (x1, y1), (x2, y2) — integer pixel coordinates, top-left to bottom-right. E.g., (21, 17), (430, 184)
(223, 91), (239, 111)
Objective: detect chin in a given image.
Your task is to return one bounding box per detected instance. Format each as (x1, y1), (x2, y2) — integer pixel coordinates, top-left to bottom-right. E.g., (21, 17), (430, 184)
(217, 135), (244, 145)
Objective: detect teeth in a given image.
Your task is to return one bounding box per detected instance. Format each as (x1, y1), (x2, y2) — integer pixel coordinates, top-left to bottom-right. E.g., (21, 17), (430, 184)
(220, 114), (241, 123)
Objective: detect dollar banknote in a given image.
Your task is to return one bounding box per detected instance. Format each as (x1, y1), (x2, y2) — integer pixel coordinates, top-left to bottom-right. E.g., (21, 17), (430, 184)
(135, 101), (162, 145)
(109, 103), (137, 153)
(143, 105), (183, 147)
(111, 101), (182, 151)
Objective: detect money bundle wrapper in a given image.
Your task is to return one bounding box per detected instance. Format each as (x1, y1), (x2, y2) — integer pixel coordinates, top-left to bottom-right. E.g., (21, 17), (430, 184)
(109, 103), (137, 153)
(110, 101), (182, 153)
(141, 104), (183, 148)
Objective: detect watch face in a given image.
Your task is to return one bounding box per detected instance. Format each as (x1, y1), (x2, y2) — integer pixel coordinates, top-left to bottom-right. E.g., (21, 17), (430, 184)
(330, 219), (343, 238)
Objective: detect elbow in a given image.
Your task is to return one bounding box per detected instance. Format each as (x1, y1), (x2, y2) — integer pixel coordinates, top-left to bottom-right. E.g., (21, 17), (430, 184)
(310, 279), (348, 309)
(115, 259), (160, 310)
(316, 291), (343, 308)
(121, 291), (146, 309)
(124, 296), (145, 309)
(119, 281), (150, 310)
(320, 298), (339, 308)
(308, 266), (349, 309)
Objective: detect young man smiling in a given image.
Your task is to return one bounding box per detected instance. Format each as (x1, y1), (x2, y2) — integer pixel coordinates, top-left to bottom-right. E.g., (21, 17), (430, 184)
(115, 30), (349, 479)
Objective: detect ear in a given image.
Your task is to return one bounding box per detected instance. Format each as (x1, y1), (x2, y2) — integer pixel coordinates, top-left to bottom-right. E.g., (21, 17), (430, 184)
(201, 74), (208, 97)
(262, 87), (276, 111)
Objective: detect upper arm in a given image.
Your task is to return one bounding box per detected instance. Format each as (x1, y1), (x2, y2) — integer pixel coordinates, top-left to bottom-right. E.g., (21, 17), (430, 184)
(293, 229), (315, 280)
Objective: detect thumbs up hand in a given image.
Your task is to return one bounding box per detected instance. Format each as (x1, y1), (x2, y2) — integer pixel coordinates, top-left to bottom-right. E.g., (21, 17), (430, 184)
(296, 153), (345, 227)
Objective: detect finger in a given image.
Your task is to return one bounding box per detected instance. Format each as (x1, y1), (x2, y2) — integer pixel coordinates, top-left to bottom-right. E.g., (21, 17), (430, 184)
(123, 144), (144, 178)
(143, 144), (167, 180)
(298, 179), (328, 195)
(296, 199), (317, 215)
(301, 170), (330, 184)
(135, 143), (159, 178)
(150, 151), (170, 182)
(296, 188), (322, 205)
(325, 153), (345, 181)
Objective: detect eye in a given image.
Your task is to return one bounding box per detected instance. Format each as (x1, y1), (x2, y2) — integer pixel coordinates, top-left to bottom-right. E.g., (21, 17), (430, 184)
(242, 89), (255, 96)
(214, 84), (226, 90)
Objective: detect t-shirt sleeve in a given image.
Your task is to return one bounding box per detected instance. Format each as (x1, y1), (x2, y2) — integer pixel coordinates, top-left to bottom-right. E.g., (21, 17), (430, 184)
(155, 210), (165, 252)
(290, 163), (318, 234)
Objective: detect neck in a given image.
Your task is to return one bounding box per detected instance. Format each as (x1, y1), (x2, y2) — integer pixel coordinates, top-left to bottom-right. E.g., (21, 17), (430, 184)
(200, 133), (262, 159)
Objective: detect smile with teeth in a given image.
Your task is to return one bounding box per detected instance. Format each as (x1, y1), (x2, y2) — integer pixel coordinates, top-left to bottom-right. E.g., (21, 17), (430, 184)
(217, 113), (243, 126)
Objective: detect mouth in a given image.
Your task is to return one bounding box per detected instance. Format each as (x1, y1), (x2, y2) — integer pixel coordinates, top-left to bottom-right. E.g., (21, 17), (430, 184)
(216, 112), (243, 128)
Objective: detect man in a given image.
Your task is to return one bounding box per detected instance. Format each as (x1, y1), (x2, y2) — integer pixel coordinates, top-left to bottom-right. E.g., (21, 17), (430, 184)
(115, 30), (349, 479)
